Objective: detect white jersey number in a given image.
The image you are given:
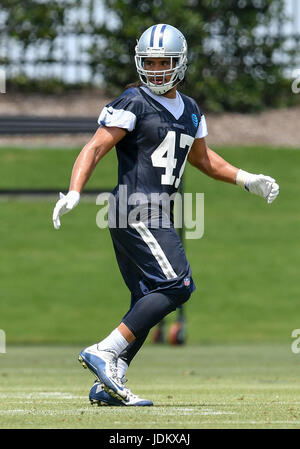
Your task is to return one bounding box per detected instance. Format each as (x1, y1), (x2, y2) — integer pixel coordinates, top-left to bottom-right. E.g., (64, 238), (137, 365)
(151, 131), (194, 187)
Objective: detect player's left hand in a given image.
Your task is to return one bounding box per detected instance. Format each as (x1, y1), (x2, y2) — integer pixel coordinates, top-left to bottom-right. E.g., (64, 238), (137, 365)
(236, 169), (279, 204)
(246, 174), (280, 204)
(52, 190), (80, 230)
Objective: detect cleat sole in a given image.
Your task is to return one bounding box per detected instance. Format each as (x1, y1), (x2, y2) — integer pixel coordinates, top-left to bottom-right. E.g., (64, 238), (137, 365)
(90, 398), (116, 407)
(78, 355), (88, 369)
(102, 384), (126, 402)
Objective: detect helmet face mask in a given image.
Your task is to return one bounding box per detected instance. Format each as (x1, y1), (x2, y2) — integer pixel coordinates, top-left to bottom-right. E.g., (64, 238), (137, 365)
(135, 24), (188, 95)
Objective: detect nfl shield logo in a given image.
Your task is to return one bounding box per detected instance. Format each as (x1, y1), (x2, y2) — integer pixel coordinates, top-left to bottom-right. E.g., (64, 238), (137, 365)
(184, 277), (190, 287)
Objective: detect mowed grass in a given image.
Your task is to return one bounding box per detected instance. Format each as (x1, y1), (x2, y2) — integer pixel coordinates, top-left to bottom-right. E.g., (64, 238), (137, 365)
(0, 343), (300, 429)
(0, 145), (300, 430)
(0, 146), (117, 190)
(0, 145), (299, 344)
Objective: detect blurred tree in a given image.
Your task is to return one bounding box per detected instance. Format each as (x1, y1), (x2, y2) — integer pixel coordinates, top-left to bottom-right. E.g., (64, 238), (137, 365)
(0, 0), (67, 47)
(0, 0), (78, 93)
(88, 0), (296, 112)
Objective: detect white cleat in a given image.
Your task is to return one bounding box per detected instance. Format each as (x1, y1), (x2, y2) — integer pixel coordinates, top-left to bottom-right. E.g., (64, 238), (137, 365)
(78, 345), (127, 400)
(118, 377), (153, 406)
(89, 378), (153, 406)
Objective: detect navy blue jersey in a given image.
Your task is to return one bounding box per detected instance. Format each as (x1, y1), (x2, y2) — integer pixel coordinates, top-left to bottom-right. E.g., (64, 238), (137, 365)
(99, 87), (204, 200)
(98, 87), (199, 300)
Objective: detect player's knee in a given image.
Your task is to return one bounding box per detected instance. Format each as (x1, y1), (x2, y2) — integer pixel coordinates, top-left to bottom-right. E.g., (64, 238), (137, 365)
(169, 275), (195, 307)
(171, 291), (191, 307)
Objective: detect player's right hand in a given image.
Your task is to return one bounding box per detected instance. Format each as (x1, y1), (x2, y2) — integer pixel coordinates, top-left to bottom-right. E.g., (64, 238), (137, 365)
(52, 190), (80, 230)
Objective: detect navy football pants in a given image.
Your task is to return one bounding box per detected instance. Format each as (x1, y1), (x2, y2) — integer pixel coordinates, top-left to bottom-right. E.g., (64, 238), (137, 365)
(109, 222), (195, 366)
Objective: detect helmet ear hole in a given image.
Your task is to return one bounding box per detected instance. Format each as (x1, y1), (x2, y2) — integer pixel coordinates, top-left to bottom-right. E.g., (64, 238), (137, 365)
(173, 58), (179, 67)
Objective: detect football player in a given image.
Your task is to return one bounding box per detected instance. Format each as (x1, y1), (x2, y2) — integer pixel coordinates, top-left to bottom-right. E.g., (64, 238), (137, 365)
(52, 24), (279, 406)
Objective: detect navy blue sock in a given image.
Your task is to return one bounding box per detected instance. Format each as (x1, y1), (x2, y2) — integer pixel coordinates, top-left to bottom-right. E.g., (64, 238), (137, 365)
(118, 330), (149, 367)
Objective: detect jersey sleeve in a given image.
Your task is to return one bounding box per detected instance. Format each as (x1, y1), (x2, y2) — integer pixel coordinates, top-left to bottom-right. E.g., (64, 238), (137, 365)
(97, 90), (141, 132)
(195, 114), (208, 139)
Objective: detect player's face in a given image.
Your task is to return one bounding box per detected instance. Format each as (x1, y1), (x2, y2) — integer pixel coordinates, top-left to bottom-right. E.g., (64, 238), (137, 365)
(143, 58), (175, 85)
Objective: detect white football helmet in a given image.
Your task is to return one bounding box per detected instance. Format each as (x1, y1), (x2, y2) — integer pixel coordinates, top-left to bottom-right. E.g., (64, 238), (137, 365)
(135, 24), (188, 95)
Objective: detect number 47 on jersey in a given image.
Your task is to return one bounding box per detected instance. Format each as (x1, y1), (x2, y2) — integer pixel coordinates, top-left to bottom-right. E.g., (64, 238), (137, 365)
(151, 131), (194, 188)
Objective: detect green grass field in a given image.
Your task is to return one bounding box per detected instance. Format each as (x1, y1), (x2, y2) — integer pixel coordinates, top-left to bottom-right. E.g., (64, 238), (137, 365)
(0, 145), (299, 344)
(0, 144), (300, 429)
(0, 343), (299, 429)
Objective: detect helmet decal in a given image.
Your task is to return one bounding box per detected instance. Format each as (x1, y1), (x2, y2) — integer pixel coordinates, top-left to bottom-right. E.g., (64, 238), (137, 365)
(158, 24), (167, 47)
(149, 24), (157, 47)
(149, 23), (167, 48)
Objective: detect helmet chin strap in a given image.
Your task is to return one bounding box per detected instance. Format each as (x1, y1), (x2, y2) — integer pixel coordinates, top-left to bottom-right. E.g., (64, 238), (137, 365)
(148, 84), (174, 95)
(147, 77), (181, 95)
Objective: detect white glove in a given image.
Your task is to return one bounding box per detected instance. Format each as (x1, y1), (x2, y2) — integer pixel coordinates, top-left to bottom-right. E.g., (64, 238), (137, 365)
(52, 190), (80, 230)
(236, 169), (279, 204)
